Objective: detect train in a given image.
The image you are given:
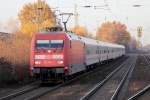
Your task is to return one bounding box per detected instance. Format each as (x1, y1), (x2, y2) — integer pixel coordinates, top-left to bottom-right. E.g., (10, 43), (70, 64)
(30, 27), (125, 82)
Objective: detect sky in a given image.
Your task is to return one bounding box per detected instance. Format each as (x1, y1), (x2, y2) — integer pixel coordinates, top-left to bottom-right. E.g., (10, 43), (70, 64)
(0, 0), (150, 46)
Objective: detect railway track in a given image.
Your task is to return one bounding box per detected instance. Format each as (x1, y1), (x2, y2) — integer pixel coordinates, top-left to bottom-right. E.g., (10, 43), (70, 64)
(81, 54), (150, 100)
(144, 55), (150, 69)
(80, 56), (137, 100)
(0, 57), (127, 100)
(0, 81), (40, 100)
(125, 55), (150, 100)
(0, 74), (89, 100)
(37, 56), (129, 100)
(1, 55), (149, 100)
(128, 84), (150, 100)
(120, 55), (150, 100)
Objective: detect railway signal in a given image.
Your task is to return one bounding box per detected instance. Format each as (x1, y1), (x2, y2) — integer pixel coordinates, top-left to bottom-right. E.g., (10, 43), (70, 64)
(137, 26), (143, 48)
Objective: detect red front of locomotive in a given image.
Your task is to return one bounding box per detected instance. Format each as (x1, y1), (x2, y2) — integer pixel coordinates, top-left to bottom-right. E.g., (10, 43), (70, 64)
(30, 32), (69, 81)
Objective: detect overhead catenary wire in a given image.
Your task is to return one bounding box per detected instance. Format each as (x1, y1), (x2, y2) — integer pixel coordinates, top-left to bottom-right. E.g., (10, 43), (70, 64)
(103, 0), (118, 20)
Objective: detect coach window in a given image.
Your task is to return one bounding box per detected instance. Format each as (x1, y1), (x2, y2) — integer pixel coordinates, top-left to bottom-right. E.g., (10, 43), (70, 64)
(83, 42), (85, 48)
(69, 35), (72, 38)
(78, 36), (81, 39)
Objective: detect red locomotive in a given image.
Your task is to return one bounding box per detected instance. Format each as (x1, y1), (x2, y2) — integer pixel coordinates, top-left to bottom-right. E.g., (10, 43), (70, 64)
(30, 27), (125, 81)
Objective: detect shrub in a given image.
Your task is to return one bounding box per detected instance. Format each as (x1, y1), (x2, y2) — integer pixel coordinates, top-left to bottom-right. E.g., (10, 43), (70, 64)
(0, 33), (31, 84)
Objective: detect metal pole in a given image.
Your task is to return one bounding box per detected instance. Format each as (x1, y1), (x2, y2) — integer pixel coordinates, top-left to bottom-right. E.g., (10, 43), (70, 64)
(59, 13), (73, 32)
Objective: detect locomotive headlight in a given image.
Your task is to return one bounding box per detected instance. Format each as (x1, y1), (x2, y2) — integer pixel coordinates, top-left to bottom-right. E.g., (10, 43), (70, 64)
(57, 61), (63, 64)
(35, 55), (45, 59)
(35, 61), (41, 64)
(53, 55), (63, 59)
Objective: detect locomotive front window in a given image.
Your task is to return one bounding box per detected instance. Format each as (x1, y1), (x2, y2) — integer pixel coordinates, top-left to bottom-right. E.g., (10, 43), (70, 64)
(50, 40), (63, 48)
(36, 40), (64, 49)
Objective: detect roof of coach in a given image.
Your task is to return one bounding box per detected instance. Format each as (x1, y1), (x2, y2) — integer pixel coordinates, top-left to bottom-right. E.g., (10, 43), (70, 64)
(66, 32), (100, 45)
(66, 32), (124, 49)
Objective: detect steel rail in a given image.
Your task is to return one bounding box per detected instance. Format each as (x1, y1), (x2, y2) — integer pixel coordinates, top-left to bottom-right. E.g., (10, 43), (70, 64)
(110, 57), (137, 100)
(127, 55), (150, 100)
(26, 57), (126, 100)
(0, 82), (40, 100)
(128, 84), (150, 100)
(80, 57), (130, 100)
(144, 55), (150, 69)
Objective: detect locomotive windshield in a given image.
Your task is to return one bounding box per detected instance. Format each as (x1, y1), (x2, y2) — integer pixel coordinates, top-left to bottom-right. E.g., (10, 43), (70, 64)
(36, 40), (64, 49)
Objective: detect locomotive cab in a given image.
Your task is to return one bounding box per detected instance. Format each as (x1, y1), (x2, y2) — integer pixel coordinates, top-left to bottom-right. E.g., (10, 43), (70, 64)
(30, 31), (68, 81)
(34, 39), (64, 67)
